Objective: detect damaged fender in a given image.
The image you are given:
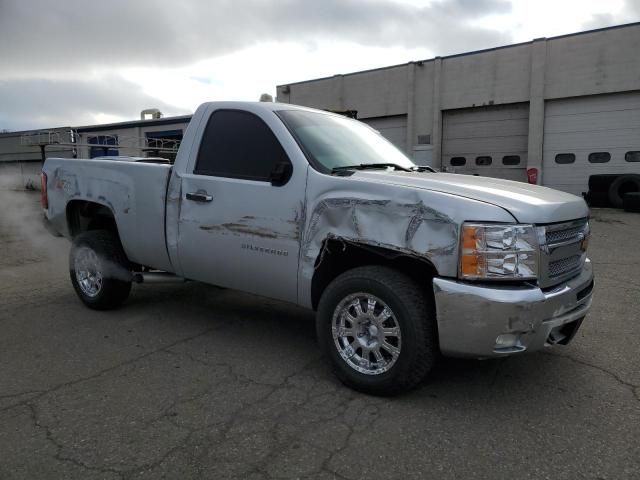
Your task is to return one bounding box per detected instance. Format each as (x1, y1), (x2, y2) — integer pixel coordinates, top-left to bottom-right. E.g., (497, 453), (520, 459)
(297, 168), (517, 308)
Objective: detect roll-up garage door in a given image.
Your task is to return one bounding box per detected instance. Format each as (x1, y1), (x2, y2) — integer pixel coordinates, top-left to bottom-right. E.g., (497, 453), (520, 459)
(442, 103), (529, 182)
(360, 115), (407, 152)
(543, 91), (640, 196)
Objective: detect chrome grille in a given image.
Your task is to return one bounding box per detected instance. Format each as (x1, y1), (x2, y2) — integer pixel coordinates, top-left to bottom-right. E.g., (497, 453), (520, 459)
(548, 255), (582, 277)
(546, 225), (587, 246)
(539, 219), (589, 288)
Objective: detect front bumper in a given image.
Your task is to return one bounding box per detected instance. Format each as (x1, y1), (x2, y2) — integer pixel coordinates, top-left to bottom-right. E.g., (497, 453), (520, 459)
(433, 259), (594, 358)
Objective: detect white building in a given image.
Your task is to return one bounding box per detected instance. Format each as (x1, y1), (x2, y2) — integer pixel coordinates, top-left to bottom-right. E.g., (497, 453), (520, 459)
(0, 114), (191, 190)
(276, 22), (640, 200)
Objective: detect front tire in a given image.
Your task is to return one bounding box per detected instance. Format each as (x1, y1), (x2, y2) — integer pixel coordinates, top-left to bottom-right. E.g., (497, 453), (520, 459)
(69, 230), (132, 310)
(316, 266), (437, 396)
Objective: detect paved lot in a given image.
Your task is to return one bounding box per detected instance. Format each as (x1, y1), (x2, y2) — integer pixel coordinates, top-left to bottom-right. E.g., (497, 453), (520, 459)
(0, 190), (639, 480)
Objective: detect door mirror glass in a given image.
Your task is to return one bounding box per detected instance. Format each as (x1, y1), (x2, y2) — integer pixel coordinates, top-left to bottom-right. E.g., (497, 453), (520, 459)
(270, 160), (292, 186)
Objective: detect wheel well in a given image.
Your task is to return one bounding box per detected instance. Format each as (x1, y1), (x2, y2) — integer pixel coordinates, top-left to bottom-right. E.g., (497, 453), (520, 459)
(66, 200), (119, 238)
(310, 238), (438, 310)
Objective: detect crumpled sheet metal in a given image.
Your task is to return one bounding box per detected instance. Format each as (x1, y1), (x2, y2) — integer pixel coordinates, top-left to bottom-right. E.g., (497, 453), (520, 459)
(298, 193), (458, 307)
(302, 197), (458, 262)
(296, 177), (515, 308)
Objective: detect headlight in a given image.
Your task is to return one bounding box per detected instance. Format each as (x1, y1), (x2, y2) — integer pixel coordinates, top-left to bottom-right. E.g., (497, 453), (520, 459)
(460, 223), (539, 280)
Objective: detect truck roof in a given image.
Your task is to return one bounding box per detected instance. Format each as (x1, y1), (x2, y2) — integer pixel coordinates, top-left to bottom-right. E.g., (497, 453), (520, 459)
(197, 101), (343, 117)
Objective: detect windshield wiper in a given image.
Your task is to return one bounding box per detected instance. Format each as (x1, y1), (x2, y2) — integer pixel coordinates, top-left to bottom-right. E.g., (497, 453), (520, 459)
(331, 163), (413, 173)
(410, 165), (437, 172)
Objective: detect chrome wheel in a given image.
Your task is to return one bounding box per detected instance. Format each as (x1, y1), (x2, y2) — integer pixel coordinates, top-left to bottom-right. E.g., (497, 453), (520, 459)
(74, 246), (103, 298)
(332, 293), (402, 375)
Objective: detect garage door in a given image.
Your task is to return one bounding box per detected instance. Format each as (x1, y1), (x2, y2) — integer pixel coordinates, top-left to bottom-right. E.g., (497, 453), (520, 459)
(442, 103), (529, 182)
(543, 91), (640, 196)
(360, 115), (407, 152)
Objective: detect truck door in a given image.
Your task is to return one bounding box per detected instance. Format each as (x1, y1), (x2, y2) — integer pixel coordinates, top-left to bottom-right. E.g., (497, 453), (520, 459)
(175, 108), (305, 304)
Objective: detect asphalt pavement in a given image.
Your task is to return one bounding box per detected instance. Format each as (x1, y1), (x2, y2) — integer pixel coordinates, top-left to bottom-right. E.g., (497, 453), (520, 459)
(0, 190), (638, 479)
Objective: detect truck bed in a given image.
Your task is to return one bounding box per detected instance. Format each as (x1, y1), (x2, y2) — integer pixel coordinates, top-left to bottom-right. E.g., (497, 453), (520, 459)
(43, 157), (174, 272)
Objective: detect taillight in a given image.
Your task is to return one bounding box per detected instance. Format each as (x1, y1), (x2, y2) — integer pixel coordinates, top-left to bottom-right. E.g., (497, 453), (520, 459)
(40, 172), (48, 209)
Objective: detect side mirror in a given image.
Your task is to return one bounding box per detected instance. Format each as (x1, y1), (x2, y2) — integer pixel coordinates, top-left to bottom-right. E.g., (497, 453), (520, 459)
(270, 161), (292, 186)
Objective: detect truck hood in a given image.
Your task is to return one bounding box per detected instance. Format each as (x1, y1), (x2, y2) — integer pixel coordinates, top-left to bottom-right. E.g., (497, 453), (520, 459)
(352, 171), (588, 224)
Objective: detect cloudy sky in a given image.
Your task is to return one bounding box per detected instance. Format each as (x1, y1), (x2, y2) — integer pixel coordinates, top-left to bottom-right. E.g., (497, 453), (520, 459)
(0, 0), (638, 131)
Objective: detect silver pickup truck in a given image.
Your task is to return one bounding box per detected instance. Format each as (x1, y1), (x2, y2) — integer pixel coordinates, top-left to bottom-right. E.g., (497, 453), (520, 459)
(42, 101), (594, 395)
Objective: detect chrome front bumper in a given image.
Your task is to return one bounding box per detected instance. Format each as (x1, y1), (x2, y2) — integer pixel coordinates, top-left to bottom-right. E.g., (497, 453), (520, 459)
(433, 259), (594, 358)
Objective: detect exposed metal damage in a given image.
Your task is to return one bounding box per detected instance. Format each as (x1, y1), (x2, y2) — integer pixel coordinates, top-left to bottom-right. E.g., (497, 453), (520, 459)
(297, 194), (460, 305)
(199, 222), (280, 239)
(198, 214), (299, 240)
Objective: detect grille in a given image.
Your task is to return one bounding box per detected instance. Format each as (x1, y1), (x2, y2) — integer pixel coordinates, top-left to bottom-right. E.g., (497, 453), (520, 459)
(548, 255), (582, 277)
(545, 222), (586, 246)
(539, 219), (589, 288)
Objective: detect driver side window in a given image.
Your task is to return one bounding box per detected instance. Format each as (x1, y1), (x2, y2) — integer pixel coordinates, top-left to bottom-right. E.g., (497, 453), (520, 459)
(194, 109), (291, 182)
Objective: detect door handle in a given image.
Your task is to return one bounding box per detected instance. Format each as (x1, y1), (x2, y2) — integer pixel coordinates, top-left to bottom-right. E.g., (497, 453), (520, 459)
(186, 192), (213, 202)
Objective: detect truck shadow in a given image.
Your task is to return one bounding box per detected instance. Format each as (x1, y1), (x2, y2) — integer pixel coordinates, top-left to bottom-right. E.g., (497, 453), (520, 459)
(124, 281), (584, 409)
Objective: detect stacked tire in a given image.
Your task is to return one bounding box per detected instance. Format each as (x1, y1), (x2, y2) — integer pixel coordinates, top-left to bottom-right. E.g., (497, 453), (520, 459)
(608, 174), (640, 209)
(586, 175), (616, 207)
(623, 192), (640, 213)
(587, 174), (640, 209)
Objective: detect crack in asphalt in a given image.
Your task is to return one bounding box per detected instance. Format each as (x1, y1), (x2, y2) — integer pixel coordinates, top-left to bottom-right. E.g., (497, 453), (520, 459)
(0, 390), (44, 400)
(320, 400), (382, 480)
(6, 334), (363, 479)
(5, 330), (637, 478)
(126, 354), (364, 480)
(0, 326), (224, 476)
(3, 323), (638, 479)
(25, 403), (125, 479)
(0, 289), (356, 478)
(0, 326), (219, 415)
(543, 351), (640, 403)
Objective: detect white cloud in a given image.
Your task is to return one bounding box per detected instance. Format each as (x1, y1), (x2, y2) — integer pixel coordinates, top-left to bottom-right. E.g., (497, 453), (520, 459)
(0, 0), (509, 78)
(476, 0), (629, 41)
(121, 41), (434, 113)
(0, 76), (188, 131)
(1, 0), (639, 130)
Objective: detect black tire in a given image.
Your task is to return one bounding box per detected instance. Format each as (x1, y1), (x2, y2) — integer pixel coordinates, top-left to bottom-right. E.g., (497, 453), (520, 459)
(588, 174), (618, 193)
(585, 190), (609, 208)
(623, 192), (640, 213)
(608, 174), (640, 208)
(69, 230), (132, 310)
(316, 266), (437, 396)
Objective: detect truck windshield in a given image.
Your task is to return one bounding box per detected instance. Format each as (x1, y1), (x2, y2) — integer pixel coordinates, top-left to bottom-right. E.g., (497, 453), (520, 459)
(277, 109), (416, 172)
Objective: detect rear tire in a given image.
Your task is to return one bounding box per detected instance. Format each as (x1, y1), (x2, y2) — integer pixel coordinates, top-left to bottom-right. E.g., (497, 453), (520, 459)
(316, 266), (437, 396)
(69, 230), (132, 310)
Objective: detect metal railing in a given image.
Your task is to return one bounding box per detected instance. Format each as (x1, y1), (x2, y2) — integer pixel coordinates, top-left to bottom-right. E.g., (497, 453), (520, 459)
(20, 130), (181, 158)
